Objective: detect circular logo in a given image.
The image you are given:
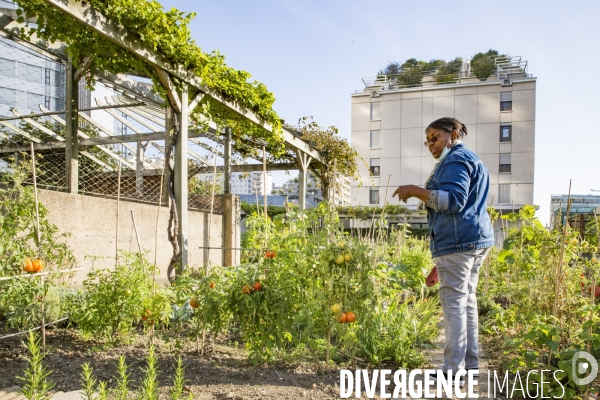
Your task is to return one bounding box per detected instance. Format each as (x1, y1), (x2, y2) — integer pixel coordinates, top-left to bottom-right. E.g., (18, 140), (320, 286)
(572, 351), (598, 386)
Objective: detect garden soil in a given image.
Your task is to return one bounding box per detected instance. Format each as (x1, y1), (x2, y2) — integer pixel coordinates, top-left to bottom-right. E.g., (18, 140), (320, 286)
(0, 326), (494, 399)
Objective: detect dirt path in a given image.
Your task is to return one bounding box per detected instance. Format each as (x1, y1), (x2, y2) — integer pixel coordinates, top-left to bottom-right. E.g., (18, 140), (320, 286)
(0, 326), (495, 399)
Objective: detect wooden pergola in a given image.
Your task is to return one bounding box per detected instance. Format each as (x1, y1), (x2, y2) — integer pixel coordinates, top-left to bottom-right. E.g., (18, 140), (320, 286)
(0, 1), (326, 267)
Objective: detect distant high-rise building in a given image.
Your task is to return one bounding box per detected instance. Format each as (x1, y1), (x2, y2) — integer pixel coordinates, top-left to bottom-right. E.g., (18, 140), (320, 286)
(351, 55), (536, 220)
(198, 171), (273, 196)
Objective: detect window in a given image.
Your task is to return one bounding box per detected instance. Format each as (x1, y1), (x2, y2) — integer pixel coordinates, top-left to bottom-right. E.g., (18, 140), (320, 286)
(370, 102), (380, 120)
(52, 69), (64, 87)
(370, 130), (380, 148)
(500, 92), (512, 111)
(498, 184), (510, 203)
(499, 153), (511, 173)
(500, 125), (512, 142)
(0, 58), (15, 78)
(370, 159), (380, 176)
(0, 88), (15, 106)
(26, 93), (44, 111)
(369, 188), (379, 204)
(17, 63), (42, 83)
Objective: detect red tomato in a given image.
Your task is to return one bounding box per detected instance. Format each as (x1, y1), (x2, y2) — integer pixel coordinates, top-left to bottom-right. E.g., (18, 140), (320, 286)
(209, 282), (216, 289)
(345, 311), (356, 323)
(242, 284), (252, 295)
(253, 281), (262, 291)
(189, 298), (200, 308)
(337, 313), (347, 324)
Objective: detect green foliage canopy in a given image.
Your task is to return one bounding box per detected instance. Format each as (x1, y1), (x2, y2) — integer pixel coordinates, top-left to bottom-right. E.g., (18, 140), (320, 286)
(16, 0), (285, 156)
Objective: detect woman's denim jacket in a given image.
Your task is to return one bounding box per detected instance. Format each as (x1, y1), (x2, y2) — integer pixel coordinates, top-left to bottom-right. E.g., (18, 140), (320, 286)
(425, 143), (494, 258)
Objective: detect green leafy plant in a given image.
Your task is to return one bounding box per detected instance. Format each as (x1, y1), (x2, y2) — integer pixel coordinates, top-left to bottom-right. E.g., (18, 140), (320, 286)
(171, 356), (192, 400)
(139, 345), (159, 400)
(80, 363), (97, 400)
(114, 355), (131, 400)
(471, 50), (500, 80)
(17, 331), (55, 400)
(70, 252), (171, 339)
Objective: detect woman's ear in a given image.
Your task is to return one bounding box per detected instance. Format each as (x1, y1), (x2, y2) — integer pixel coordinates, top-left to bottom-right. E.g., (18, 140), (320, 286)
(450, 130), (458, 142)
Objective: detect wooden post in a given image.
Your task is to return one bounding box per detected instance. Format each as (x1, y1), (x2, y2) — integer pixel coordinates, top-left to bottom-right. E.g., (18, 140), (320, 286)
(115, 161), (122, 267)
(263, 145), (267, 219)
(223, 127), (231, 194)
(175, 85), (189, 269)
(296, 150), (311, 211)
(65, 56), (79, 193)
(163, 105), (173, 206)
(135, 140), (143, 195)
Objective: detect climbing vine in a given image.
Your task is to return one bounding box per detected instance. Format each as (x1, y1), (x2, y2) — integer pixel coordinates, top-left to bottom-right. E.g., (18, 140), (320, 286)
(15, 0), (284, 155)
(285, 117), (360, 198)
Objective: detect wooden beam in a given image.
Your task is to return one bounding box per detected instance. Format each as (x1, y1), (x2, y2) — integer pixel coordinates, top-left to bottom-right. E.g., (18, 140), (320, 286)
(104, 96), (161, 132)
(94, 69), (164, 104)
(155, 68), (181, 113)
(109, 96), (165, 126)
(283, 128), (321, 161)
(196, 163), (297, 173)
(40, 0), (273, 133)
(188, 92), (205, 112)
(0, 11), (325, 167)
(74, 56), (94, 82)
(74, 109), (158, 168)
(0, 142), (64, 153)
(0, 121), (42, 143)
(37, 106), (136, 169)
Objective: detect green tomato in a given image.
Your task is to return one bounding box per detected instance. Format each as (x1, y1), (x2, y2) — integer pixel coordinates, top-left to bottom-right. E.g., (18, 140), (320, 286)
(334, 254), (345, 265)
(258, 274), (266, 281)
(330, 303), (342, 314)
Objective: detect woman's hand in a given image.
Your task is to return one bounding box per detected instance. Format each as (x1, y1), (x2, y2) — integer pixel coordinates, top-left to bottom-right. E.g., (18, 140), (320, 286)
(392, 185), (414, 202)
(392, 185), (432, 203)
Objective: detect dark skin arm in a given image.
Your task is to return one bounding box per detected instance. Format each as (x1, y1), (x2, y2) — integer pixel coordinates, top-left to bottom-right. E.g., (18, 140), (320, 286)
(392, 185), (432, 203)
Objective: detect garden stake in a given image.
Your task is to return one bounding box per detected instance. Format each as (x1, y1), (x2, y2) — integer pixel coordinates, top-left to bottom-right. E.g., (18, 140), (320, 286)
(377, 175), (392, 245)
(30, 142), (46, 349)
(553, 180), (572, 317)
(585, 275), (596, 400)
(115, 161), (122, 268)
(593, 208), (600, 246)
(130, 210), (142, 253)
(263, 146), (267, 220)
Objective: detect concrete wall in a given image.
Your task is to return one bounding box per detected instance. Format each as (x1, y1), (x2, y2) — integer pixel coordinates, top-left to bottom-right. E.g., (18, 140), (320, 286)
(351, 79), (536, 209)
(38, 190), (238, 285)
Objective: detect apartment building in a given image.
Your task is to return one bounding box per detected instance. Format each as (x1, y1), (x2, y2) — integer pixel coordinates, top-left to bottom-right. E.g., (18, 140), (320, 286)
(351, 56), (536, 220)
(198, 171), (273, 196)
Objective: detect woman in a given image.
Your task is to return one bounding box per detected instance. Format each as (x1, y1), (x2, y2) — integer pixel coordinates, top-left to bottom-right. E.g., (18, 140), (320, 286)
(392, 117), (494, 380)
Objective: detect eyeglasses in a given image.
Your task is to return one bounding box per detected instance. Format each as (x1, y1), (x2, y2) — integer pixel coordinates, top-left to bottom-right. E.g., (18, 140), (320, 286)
(424, 132), (445, 147)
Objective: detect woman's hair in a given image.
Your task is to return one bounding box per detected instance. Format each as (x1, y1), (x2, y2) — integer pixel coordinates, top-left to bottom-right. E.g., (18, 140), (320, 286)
(426, 117), (468, 139)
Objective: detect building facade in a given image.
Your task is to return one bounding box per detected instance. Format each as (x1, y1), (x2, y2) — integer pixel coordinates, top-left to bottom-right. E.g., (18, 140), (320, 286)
(550, 194), (600, 235)
(351, 56), (536, 224)
(198, 171), (273, 196)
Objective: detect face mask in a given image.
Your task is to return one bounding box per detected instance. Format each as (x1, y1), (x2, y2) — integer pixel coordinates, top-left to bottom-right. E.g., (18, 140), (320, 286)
(436, 146), (451, 161)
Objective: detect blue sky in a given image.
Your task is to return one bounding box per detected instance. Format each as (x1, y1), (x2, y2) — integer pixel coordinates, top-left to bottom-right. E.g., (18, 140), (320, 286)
(161, 0), (600, 225)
